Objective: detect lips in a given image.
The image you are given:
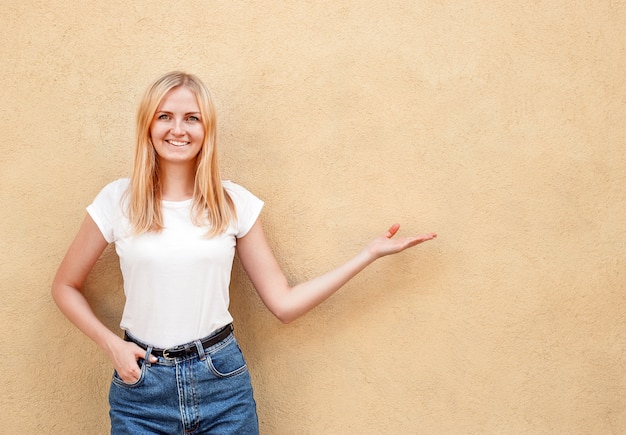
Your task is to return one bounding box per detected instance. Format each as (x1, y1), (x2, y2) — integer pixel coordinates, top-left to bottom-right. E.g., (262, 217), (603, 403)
(166, 140), (189, 147)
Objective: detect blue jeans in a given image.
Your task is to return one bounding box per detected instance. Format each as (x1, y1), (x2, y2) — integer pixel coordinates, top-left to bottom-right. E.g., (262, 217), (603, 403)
(109, 330), (259, 434)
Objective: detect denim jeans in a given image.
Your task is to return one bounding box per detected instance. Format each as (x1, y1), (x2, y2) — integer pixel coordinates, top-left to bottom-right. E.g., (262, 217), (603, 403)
(109, 330), (259, 434)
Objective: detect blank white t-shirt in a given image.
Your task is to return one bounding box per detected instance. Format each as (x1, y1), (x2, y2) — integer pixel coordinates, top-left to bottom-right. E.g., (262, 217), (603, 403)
(87, 178), (263, 348)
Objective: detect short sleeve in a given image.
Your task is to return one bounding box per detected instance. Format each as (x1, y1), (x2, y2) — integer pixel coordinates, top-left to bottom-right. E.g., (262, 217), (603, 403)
(86, 179), (129, 243)
(223, 181), (264, 238)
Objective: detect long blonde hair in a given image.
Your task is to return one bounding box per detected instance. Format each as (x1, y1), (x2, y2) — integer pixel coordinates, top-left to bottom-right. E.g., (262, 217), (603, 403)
(128, 71), (235, 237)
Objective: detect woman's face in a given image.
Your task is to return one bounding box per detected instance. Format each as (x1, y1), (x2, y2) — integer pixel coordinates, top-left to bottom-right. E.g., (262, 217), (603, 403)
(150, 86), (205, 167)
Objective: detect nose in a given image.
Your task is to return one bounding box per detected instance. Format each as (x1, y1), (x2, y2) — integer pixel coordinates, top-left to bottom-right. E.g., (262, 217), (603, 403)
(171, 120), (185, 136)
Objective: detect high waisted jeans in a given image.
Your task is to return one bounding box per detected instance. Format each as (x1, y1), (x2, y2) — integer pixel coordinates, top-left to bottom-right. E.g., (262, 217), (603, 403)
(109, 330), (259, 434)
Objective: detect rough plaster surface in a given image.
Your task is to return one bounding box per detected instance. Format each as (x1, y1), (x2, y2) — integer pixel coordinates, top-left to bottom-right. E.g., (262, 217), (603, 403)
(1, 1), (625, 433)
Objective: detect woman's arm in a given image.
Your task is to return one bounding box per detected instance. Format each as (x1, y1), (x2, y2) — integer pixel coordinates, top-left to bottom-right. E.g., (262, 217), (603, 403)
(51, 215), (154, 383)
(236, 220), (436, 324)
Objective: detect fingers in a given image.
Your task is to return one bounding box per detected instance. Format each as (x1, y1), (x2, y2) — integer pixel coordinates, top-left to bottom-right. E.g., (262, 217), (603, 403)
(385, 223), (436, 242)
(371, 227), (436, 258)
(114, 342), (156, 383)
(122, 348), (143, 382)
(408, 233), (437, 246)
(128, 345), (158, 377)
(390, 233), (437, 253)
(118, 362), (141, 383)
(418, 233), (437, 242)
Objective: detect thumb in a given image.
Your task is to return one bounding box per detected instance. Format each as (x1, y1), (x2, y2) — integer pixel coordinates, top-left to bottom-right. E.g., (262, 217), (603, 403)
(146, 352), (158, 363)
(142, 350), (158, 363)
(132, 343), (157, 363)
(385, 223), (401, 238)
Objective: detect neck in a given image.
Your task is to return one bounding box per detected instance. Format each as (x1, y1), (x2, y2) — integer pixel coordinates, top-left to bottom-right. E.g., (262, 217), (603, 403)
(159, 161), (196, 201)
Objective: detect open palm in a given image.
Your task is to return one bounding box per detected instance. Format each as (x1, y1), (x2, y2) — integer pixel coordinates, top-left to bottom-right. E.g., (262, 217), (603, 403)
(367, 223), (436, 258)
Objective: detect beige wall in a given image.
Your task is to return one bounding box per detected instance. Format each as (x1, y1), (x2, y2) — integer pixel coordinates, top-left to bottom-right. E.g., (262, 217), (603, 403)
(2, 1), (625, 433)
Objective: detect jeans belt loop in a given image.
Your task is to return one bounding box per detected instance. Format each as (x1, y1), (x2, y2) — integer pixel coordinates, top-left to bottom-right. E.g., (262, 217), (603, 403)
(144, 346), (154, 366)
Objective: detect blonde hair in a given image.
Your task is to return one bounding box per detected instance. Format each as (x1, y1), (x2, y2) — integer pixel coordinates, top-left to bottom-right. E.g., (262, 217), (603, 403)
(128, 71), (235, 237)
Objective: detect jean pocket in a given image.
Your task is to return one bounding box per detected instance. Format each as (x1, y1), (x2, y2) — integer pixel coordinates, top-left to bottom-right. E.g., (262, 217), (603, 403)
(206, 338), (248, 378)
(111, 359), (147, 388)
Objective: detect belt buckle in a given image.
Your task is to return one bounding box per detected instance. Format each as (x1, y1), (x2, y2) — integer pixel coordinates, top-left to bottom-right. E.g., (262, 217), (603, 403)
(162, 347), (176, 360)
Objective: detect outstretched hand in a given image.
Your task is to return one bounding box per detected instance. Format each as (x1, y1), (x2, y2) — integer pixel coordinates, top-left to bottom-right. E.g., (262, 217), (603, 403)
(367, 223), (436, 259)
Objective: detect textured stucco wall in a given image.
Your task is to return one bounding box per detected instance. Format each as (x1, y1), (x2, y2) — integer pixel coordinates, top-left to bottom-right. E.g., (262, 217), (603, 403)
(1, 1), (625, 433)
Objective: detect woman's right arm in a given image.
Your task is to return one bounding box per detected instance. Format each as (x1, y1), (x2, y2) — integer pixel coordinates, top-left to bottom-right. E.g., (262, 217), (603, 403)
(51, 214), (154, 383)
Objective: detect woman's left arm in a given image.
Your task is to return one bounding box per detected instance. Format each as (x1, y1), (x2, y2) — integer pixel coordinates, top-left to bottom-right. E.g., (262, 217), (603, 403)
(236, 220), (436, 324)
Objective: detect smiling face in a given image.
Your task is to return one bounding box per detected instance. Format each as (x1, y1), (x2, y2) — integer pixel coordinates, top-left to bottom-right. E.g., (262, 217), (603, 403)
(149, 86), (205, 167)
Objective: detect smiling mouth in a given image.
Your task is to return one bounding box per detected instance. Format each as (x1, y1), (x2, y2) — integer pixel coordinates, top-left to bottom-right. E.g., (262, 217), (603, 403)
(167, 140), (189, 147)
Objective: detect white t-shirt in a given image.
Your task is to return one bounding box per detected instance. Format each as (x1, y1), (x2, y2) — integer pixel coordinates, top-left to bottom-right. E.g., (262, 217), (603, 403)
(87, 178), (264, 348)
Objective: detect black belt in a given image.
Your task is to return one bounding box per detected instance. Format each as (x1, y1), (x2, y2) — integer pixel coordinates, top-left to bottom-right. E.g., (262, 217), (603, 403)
(124, 324), (233, 359)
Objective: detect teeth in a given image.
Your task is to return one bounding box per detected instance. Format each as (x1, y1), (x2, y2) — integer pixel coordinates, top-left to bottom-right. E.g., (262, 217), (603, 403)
(167, 140), (188, 146)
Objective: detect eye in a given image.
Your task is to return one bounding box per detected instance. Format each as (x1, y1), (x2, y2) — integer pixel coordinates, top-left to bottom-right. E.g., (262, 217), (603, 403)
(157, 113), (170, 120)
(187, 115), (200, 122)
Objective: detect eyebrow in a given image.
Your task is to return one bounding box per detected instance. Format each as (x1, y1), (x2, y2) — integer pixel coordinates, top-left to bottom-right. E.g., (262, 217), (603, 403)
(156, 110), (201, 115)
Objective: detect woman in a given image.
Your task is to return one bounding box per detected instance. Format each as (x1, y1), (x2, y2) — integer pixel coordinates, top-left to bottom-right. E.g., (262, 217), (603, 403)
(52, 71), (436, 434)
